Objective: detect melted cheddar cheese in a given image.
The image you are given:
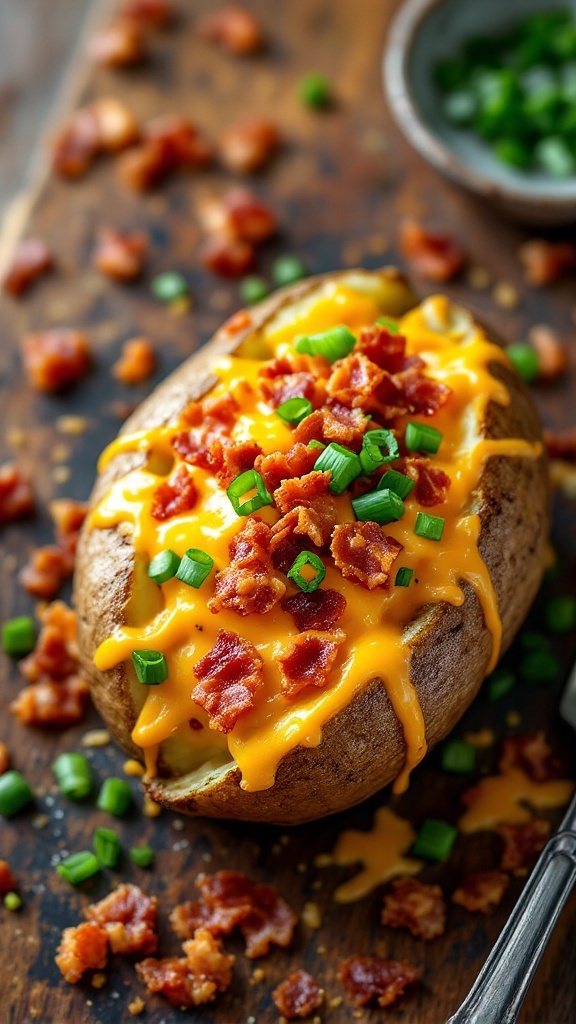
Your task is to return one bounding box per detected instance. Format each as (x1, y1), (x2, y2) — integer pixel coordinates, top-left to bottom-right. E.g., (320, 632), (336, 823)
(90, 276), (542, 795)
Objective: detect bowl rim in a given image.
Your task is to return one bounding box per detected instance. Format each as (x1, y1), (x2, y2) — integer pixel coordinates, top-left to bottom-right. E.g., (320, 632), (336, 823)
(383, 0), (575, 207)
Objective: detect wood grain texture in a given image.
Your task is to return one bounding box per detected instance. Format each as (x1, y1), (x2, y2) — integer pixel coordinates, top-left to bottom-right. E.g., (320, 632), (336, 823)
(0, 1), (575, 1022)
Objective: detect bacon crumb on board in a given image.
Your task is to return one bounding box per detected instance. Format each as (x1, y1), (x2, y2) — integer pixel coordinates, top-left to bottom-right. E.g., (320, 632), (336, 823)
(399, 219), (464, 282)
(382, 877), (446, 940)
(93, 228), (148, 281)
(117, 115), (212, 191)
(19, 499), (87, 598)
(331, 522), (402, 590)
(209, 519), (285, 617)
(192, 630), (264, 732)
(136, 928), (234, 1008)
(21, 330), (91, 393)
(55, 922), (109, 983)
(0, 860), (17, 895)
(199, 233), (256, 278)
(2, 238), (53, 297)
(198, 188), (277, 278)
(518, 239), (576, 286)
(121, 0), (173, 29)
(498, 733), (564, 782)
(337, 955), (419, 1008)
(281, 588), (346, 632)
(273, 970), (325, 1020)
(170, 871), (298, 959)
(497, 819), (551, 873)
(452, 871), (510, 913)
(52, 99), (138, 177)
(278, 631), (344, 698)
(0, 464), (35, 524)
(219, 117), (281, 174)
(198, 5), (264, 55)
(528, 325), (568, 381)
(150, 464), (197, 521)
(544, 427), (576, 462)
(405, 457), (451, 506)
(0, 742), (10, 775)
(112, 338), (157, 385)
(88, 18), (147, 67)
(86, 884), (158, 955)
(11, 676), (90, 728)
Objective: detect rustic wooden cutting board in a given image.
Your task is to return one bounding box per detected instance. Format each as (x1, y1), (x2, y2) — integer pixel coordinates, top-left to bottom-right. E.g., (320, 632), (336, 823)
(1, 2), (576, 1022)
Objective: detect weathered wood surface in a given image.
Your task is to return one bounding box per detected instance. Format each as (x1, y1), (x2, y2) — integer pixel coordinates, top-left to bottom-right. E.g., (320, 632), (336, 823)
(1, 1), (576, 1022)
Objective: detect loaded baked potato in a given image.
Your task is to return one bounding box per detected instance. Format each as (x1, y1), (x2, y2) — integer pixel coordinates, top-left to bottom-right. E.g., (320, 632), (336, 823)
(75, 267), (549, 825)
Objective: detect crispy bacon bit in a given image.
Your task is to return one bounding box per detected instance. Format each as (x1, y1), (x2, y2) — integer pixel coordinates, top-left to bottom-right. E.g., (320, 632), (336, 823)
(544, 427), (576, 462)
(338, 955), (419, 1008)
(86, 884), (158, 955)
(452, 871), (510, 913)
(528, 325), (568, 381)
(192, 629), (264, 732)
(293, 403), (369, 449)
(117, 115), (212, 191)
(357, 325), (408, 374)
(21, 330), (91, 393)
(121, 0), (173, 29)
(112, 337), (156, 385)
(137, 928), (233, 1008)
(497, 819), (551, 873)
(331, 523), (402, 590)
(518, 239), (576, 287)
(10, 676), (90, 728)
(92, 97), (140, 152)
(215, 440), (262, 488)
(89, 19), (146, 66)
(274, 471), (330, 514)
(327, 352), (385, 408)
(219, 117), (280, 173)
(200, 234), (256, 277)
(19, 545), (71, 599)
(209, 519), (285, 617)
(19, 602), (78, 682)
(52, 107), (101, 177)
(278, 631), (343, 698)
(273, 970), (324, 1020)
(221, 309), (251, 336)
(405, 457), (451, 507)
(170, 871), (298, 959)
(282, 588), (346, 632)
(0, 742), (10, 776)
(223, 187), (277, 243)
(399, 219), (464, 282)
(93, 227), (147, 281)
(498, 733), (564, 782)
(259, 370), (317, 409)
(198, 188), (277, 278)
(151, 465), (197, 521)
(49, 498), (88, 547)
(254, 444), (318, 493)
(382, 877), (446, 940)
(55, 923), (109, 984)
(0, 860), (17, 895)
(3, 239), (53, 297)
(397, 366), (452, 416)
(173, 392), (239, 469)
(0, 464), (35, 524)
(199, 5), (264, 55)
(271, 475), (337, 551)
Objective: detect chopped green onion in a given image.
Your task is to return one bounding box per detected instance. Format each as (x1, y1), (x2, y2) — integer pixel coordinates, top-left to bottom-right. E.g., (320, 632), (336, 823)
(148, 549), (181, 584)
(94, 828), (122, 868)
(314, 442), (362, 495)
(440, 739), (476, 774)
(377, 469), (415, 500)
(295, 325), (356, 363)
(359, 429), (399, 473)
(97, 778), (133, 817)
(57, 851), (100, 886)
(2, 616), (36, 657)
(272, 255), (307, 287)
(4, 892), (22, 911)
(494, 137), (531, 168)
(276, 397), (313, 425)
(395, 567), (414, 588)
(486, 667), (516, 701)
(227, 469), (273, 516)
(298, 73), (331, 108)
(0, 770), (34, 818)
(176, 548), (214, 588)
(307, 440), (325, 451)
(352, 487), (405, 525)
(239, 275), (269, 305)
(520, 632), (550, 651)
(132, 649), (168, 686)
(443, 90), (477, 126)
(375, 316), (399, 334)
(506, 343), (540, 382)
(151, 271), (189, 303)
(405, 421), (443, 455)
(412, 819), (458, 862)
(52, 753), (93, 801)
(535, 136), (575, 177)
(545, 595), (576, 633)
(287, 551), (326, 593)
(521, 650), (560, 684)
(130, 845), (155, 868)
(414, 512), (445, 541)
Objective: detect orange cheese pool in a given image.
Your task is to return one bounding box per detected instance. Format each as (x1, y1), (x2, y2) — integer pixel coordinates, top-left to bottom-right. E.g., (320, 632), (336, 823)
(89, 276), (541, 795)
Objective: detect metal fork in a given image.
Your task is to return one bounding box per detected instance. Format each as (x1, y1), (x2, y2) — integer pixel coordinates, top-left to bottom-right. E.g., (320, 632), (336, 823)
(446, 661), (576, 1024)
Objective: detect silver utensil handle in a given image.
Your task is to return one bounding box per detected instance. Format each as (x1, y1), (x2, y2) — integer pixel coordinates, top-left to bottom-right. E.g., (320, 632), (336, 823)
(447, 793), (576, 1024)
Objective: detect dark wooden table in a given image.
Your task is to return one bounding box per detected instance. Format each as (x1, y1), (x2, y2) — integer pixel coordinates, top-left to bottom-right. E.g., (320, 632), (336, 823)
(1, 2), (576, 1022)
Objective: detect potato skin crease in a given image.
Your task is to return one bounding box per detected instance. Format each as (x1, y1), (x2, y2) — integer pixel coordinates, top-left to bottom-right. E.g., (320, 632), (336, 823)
(74, 268), (549, 825)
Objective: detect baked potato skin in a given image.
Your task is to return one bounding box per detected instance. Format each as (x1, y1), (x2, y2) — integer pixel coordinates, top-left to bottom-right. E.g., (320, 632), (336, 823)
(75, 269), (549, 825)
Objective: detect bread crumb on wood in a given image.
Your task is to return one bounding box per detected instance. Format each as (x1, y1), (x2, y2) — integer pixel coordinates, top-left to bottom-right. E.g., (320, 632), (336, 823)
(143, 794), (162, 818)
(329, 995), (343, 1008)
(250, 967), (266, 984)
(123, 758), (145, 777)
(467, 266), (491, 290)
(91, 972), (107, 989)
(302, 901), (322, 929)
(314, 853), (332, 868)
(492, 282), (519, 309)
(7, 427), (26, 448)
(56, 414), (88, 436)
(464, 728), (495, 748)
(128, 996), (145, 1015)
(506, 710), (522, 728)
(52, 466), (71, 484)
(81, 729), (111, 748)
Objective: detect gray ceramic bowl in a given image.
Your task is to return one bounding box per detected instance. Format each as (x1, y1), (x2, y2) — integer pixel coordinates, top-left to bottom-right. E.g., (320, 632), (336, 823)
(384, 0), (576, 225)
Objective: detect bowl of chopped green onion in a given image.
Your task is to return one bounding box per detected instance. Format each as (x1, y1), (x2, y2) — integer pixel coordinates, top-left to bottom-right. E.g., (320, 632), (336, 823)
(384, 0), (576, 223)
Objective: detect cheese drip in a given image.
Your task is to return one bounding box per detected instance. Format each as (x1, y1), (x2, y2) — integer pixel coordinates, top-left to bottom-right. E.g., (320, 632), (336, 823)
(91, 284), (542, 794)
